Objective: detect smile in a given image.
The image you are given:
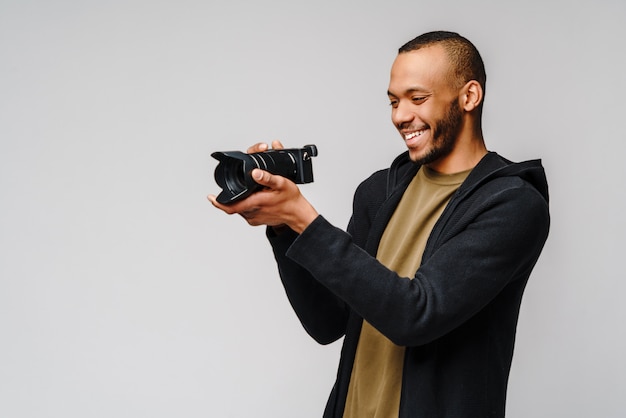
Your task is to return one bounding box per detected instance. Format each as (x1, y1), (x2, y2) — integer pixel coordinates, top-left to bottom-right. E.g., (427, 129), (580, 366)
(404, 129), (426, 141)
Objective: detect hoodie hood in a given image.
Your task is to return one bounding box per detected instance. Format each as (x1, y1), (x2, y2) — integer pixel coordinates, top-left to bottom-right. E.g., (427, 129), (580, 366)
(386, 151), (549, 205)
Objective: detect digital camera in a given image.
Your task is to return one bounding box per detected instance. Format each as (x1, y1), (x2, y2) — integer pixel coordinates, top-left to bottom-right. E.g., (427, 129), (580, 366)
(211, 144), (318, 204)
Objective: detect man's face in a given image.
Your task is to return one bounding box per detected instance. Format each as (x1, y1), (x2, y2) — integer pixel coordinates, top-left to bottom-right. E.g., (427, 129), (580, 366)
(387, 46), (463, 165)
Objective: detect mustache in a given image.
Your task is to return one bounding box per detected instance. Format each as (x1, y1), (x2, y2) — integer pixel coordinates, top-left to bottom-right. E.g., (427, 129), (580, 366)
(397, 122), (429, 130)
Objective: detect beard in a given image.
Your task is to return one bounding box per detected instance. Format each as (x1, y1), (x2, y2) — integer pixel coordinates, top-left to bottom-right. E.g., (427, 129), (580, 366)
(412, 99), (463, 166)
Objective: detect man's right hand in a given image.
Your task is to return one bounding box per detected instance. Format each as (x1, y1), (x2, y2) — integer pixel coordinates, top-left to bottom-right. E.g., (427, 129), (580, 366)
(207, 140), (319, 234)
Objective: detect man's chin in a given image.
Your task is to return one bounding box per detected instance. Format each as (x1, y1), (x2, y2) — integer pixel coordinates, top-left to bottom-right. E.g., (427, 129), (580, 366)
(408, 148), (434, 165)
(409, 146), (452, 167)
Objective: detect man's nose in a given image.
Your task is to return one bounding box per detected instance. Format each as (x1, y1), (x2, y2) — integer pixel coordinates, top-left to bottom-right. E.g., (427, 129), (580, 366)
(392, 101), (414, 126)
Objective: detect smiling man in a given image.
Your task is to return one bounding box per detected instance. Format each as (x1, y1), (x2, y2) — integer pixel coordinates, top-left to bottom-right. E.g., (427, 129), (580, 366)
(209, 31), (550, 418)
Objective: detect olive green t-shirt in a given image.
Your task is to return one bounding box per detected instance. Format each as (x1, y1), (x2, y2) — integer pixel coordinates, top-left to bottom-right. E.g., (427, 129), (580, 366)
(343, 166), (470, 418)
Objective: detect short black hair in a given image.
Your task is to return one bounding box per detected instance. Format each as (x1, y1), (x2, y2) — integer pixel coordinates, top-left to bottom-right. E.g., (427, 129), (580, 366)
(399, 31), (486, 96)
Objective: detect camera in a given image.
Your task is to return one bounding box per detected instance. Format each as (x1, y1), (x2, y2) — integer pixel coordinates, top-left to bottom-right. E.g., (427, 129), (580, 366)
(211, 144), (318, 204)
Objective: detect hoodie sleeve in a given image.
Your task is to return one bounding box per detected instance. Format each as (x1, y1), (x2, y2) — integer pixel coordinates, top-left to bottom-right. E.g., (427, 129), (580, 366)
(284, 176), (550, 347)
(265, 168), (390, 345)
(267, 226), (349, 345)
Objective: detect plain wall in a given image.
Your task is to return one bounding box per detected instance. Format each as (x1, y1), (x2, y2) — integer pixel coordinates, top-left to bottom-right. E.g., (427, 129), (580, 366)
(1, 0), (625, 417)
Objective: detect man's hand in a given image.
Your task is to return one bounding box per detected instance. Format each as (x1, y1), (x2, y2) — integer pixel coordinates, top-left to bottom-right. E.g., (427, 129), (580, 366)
(207, 141), (319, 234)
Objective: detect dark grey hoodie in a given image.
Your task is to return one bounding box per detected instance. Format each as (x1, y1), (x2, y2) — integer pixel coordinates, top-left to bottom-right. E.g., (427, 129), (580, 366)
(268, 151), (550, 418)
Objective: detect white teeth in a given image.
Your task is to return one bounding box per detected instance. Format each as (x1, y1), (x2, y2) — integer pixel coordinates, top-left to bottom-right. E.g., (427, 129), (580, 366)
(405, 130), (424, 140)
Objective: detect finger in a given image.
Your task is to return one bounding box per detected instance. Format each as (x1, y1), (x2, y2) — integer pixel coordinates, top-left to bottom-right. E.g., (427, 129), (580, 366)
(207, 194), (237, 214)
(250, 168), (282, 189)
(246, 142), (269, 154)
(271, 140), (284, 150)
(207, 194), (218, 206)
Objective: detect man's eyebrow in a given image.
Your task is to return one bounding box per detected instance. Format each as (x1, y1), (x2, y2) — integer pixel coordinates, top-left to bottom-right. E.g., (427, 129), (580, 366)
(387, 86), (430, 96)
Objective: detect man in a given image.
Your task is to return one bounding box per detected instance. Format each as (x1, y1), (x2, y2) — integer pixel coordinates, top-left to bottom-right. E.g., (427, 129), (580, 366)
(209, 31), (550, 418)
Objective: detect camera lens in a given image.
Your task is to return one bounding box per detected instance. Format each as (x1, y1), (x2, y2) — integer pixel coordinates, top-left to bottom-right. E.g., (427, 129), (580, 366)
(220, 158), (247, 192)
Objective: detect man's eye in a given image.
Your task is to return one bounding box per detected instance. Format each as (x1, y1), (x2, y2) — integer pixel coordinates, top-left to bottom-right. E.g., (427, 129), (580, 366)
(389, 100), (398, 108)
(412, 97), (426, 103)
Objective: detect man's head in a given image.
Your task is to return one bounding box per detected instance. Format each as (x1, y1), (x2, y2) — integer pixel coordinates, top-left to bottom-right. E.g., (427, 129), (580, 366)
(388, 31), (487, 170)
(399, 31), (486, 102)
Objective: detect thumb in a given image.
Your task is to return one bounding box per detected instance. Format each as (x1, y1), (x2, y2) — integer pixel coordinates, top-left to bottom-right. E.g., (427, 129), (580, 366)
(251, 168), (275, 187)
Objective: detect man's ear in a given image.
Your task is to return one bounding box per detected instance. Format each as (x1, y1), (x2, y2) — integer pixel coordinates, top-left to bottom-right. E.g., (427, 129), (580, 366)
(460, 80), (483, 112)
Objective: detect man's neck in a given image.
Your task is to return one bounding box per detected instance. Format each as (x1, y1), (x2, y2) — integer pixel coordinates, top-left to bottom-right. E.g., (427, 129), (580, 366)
(427, 135), (487, 174)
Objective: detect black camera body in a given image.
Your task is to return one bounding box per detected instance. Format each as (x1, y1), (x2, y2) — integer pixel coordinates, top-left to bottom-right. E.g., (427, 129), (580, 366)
(212, 144), (318, 204)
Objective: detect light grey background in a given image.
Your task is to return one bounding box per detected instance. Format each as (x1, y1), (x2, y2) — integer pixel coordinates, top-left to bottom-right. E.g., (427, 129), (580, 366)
(1, 0), (624, 417)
